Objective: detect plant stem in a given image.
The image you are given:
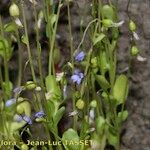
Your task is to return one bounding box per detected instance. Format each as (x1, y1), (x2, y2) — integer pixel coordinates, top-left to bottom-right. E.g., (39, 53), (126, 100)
(21, 0), (36, 82)
(67, 0), (74, 65)
(15, 26), (22, 86)
(48, 0), (61, 75)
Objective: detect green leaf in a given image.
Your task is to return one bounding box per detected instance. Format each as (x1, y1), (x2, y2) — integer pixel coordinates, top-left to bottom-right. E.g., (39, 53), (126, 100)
(113, 75), (129, 104)
(45, 75), (61, 100)
(4, 22), (17, 32)
(95, 75), (110, 91)
(21, 35), (28, 45)
(46, 100), (56, 119)
(62, 128), (80, 150)
(93, 33), (105, 45)
(53, 106), (65, 125)
(46, 14), (57, 38)
(107, 131), (118, 146)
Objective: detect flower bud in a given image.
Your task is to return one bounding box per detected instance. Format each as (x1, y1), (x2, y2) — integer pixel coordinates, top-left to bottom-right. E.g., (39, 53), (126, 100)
(90, 100), (97, 108)
(102, 19), (113, 27)
(76, 99), (85, 110)
(130, 46), (139, 56)
(25, 81), (36, 90)
(9, 3), (20, 17)
(129, 20), (136, 31)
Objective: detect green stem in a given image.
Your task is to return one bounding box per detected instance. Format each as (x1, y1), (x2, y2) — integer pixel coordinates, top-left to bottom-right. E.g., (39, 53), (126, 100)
(67, 0), (74, 65)
(48, 0), (61, 75)
(15, 26), (22, 86)
(21, 0), (36, 82)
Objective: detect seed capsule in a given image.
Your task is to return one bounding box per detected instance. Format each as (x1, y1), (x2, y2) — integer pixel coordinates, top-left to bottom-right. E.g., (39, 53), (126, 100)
(76, 99), (85, 110)
(102, 19), (113, 27)
(26, 81), (36, 90)
(90, 100), (97, 108)
(131, 46), (139, 56)
(129, 20), (136, 31)
(9, 3), (20, 17)
(21, 144), (29, 150)
(102, 5), (115, 20)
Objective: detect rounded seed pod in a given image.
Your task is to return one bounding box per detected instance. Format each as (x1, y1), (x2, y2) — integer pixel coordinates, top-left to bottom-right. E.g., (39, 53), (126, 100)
(9, 3), (20, 17)
(90, 100), (97, 108)
(102, 19), (113, 27)
(76, 99), (85, 110)
(129, 20), (136, 31)
(26, 81), (36, 90)
(102, 5), (115, 20)
(21, 144), (29, 150)
(130, 46), (139, 56)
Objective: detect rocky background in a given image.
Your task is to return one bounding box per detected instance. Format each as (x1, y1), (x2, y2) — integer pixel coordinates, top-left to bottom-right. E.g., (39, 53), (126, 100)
(0, 0), (150, 150)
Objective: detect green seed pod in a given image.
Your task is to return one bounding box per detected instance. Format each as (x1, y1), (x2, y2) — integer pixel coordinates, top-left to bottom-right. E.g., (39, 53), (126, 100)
(76, 99), (85, 110)
(91, 57), (98, 68)
(21, 144), (29, 150)
(9, 3), (20, 17)
(25, 81), (36, 90)
(102, 92), (109, 99)
(130, 45), (139, 56)
(113, 74), (128, 105)
(90, 100), (97, 108)
(102, 5), (115, 20)
(99, 50), (110, 75)
(102, 19), (113, 28)
(95, 75), (110, 91)
(129, 20), (136, 31)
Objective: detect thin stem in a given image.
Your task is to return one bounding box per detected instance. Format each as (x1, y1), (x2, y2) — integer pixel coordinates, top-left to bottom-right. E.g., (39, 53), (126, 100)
(67, 0), (74, 66)
(21, 0), (36, 82)
(74, 19), (98, 56)
(48, 0), (61, 75)
(15, 27), (22, 86)
(32, 1), (44, 87)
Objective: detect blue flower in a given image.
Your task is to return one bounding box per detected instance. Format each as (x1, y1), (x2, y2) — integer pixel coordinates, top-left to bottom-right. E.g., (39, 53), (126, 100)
(23, 116), (32, 125)
(5, 98), (16, 107)
(71, 70), (84, 85)
(35, 111), (45, 118)
(75, 51), (85, 62)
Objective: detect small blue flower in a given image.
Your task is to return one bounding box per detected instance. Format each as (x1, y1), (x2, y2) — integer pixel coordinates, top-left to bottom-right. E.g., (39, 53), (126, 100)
(75, 51), (85, 62)
(35, 111), (45, 118)
(71, 70), (84, 85)
(23, 116), (32, 125)
(5, 98), (16, 107)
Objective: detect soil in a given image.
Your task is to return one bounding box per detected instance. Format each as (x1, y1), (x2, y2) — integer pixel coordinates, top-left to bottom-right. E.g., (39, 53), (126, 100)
(0, 0), (150, 150)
